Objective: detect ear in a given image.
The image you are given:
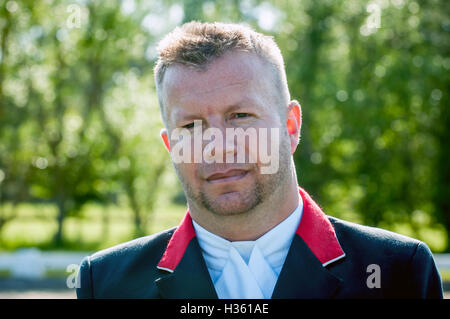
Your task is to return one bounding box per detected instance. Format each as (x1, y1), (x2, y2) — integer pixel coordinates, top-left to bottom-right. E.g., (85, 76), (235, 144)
(286, 100), (302, 154)
(160, 128), (170, 152)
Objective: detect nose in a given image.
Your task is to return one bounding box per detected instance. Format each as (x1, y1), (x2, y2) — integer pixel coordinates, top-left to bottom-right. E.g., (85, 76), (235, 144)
(202, 119), (236, 164)
(203, 130), (236, 164)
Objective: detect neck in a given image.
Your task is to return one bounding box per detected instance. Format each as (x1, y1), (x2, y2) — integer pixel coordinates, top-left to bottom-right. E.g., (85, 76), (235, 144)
(189, 170), (299, 242)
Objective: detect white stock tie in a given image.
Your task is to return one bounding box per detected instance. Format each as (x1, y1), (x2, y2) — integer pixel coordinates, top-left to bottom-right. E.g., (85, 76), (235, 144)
(214, 244), (278, 299)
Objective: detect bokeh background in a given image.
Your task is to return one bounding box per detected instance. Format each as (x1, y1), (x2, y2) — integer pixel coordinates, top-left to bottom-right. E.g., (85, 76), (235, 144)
(0, 0), (448, 298)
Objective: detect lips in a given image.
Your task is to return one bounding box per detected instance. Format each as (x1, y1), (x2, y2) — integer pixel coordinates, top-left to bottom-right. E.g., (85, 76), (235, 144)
(206, 169), (249, 184)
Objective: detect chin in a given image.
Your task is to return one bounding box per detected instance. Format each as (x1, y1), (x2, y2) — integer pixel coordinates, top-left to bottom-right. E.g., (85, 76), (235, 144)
(201, 190), (262, 216)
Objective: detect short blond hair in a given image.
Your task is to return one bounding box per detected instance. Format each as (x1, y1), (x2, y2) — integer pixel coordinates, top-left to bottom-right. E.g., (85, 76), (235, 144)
(154, 21), (289, 124)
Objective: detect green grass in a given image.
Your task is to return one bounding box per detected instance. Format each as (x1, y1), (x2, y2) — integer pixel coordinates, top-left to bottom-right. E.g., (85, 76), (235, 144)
(45, 269), (70, 278)
(0, 200), (186, 252)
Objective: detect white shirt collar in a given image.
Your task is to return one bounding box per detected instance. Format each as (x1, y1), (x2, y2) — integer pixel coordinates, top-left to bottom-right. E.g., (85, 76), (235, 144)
(193, 193), (303, 281)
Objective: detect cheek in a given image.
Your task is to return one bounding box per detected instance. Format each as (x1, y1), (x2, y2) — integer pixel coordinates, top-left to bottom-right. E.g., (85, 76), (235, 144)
(249, 127), (282, 165)
(174, 162), (201, 186)
(176, 162), (195, 175)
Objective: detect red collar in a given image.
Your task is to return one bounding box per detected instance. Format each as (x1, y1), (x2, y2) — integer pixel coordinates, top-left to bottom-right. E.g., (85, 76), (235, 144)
(157, 187), (345, 272)
(296, 187), (345, 266)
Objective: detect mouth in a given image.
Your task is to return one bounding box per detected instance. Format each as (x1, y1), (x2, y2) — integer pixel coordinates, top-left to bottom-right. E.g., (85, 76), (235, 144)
(206, 169), (249, 184)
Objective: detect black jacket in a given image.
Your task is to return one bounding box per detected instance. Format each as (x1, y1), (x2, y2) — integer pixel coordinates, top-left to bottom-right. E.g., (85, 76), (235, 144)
(76, 187), (443, 299)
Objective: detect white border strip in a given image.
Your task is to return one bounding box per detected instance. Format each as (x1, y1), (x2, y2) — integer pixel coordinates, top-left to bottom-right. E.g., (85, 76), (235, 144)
(157, 266), (174, 273)
(322, 253), (346, 267)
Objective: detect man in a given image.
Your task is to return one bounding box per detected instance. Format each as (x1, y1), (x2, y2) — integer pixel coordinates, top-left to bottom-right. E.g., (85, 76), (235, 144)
(76, 22), (443, 299)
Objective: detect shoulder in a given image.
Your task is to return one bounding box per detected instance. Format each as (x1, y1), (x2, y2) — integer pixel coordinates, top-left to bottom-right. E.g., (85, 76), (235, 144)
(327, 216), (443, 298)
(328, 217), (431, 264)
(76, 227), (176, 298)
(328, 216), (422, 261)
(88, 226), (176, 266)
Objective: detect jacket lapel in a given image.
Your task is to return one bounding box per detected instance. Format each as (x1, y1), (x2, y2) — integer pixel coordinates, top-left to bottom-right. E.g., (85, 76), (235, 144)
(155, 238), (218, 298)
(272, 187), (346, 298)
(271, 235), (342, 298)
(154, 213), (218, 299)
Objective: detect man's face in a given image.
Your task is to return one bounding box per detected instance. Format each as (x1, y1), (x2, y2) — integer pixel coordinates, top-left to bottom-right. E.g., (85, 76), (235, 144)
(160, 51), (295, 217)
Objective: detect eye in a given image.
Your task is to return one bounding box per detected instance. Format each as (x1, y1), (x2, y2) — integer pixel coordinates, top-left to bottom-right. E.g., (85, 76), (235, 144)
(232, 113), (251, 119)
(181, 122), (195, 129)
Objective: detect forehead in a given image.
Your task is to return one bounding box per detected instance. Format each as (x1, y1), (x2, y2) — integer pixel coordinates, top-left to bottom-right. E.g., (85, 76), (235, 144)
(161, 51), (275, 122)
(165, 51), (258, 94)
